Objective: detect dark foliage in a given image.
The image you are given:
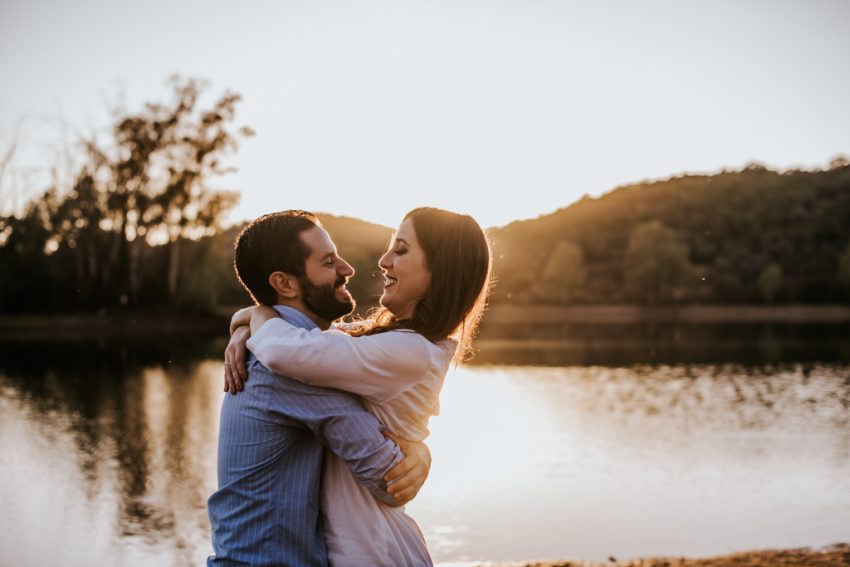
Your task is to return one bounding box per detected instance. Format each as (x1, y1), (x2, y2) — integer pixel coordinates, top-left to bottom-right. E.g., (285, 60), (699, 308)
(488, 162), (850, 305)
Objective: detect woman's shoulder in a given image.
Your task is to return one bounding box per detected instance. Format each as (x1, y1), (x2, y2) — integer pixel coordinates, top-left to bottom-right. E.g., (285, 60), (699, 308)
(334, 321), (457, 360)
(397, 332), (457, 366)
(389, 329), (455, 345)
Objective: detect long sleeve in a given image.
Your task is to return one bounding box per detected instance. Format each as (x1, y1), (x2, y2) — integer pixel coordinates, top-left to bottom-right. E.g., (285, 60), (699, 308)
(247, 318), (435, 404)
(260, 361), (403, 506)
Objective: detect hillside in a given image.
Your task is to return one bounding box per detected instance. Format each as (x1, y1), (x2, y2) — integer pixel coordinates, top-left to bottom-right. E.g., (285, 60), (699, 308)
(488, 162), (850, 305)
(197, 163), (850, 312)
(4, 162), (849, 314)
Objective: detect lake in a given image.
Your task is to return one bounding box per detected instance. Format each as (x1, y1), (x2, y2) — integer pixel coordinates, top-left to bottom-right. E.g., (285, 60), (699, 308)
(1, 323), (849, 565)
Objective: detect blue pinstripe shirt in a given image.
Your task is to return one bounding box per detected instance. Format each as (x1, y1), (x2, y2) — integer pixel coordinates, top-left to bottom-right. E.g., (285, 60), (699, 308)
(207, 306), (403, 566)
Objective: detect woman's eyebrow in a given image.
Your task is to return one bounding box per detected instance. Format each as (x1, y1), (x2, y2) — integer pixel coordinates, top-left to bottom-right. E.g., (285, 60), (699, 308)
(395, 238), (409, 247)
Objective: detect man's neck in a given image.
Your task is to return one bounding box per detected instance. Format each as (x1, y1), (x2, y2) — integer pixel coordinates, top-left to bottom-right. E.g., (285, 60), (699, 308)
(275, 298), (331, 330)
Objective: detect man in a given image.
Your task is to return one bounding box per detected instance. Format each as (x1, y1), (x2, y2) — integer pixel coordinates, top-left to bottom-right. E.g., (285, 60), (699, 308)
(208, 210), (430, 566)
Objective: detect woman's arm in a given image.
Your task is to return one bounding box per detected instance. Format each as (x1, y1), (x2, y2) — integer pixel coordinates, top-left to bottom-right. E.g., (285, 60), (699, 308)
(249, 304), (279, 335)
(223, 306), (261, 394)
(224, 304), (293, 393)
(246, 316), (435, 404)
(224, 326), (252, 393)
(229, 306), (255, 335)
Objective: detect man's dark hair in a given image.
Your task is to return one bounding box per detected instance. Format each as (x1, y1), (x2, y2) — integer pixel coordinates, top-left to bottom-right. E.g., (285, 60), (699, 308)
(234, 210), (319, 305)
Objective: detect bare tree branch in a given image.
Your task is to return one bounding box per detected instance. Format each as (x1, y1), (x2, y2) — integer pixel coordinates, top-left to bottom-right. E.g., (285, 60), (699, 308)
(0, 128), (21, 198)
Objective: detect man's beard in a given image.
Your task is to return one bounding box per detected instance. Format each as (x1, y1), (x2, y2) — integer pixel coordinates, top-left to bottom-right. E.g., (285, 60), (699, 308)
(299, 275), (356, 322)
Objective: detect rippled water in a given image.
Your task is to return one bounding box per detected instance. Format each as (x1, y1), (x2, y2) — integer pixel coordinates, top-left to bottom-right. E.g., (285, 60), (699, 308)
(1, 334), (849, 565)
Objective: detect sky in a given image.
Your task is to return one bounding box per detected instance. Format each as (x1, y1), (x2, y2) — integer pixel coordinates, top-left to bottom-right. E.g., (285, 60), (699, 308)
(1, 0), (849, 229)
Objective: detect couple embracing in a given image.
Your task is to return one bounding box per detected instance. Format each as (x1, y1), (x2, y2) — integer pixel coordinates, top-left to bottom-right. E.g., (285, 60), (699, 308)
(207, 207), (492, 566)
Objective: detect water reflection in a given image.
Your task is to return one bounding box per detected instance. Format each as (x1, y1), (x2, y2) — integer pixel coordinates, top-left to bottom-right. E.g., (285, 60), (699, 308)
(414, 363), (850, 562)
(0, 339), (224, 566)
(1, 332), (849, 565)
(475, 322), (850, 366)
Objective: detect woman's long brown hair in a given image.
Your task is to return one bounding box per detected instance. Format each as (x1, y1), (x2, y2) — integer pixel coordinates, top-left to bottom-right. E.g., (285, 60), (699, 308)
(348, 207), (492, 360)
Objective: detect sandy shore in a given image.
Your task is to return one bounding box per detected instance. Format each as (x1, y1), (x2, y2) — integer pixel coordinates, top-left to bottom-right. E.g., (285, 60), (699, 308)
(499, 544), (850, 566)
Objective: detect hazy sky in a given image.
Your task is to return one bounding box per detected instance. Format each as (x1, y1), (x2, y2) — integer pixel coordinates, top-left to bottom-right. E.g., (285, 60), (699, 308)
(2, 0), (849, 228)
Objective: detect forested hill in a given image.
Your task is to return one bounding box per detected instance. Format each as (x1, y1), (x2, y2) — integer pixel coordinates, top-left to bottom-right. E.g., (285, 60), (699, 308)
(3, 161), (850, 314)
(488, 161), (850, 305)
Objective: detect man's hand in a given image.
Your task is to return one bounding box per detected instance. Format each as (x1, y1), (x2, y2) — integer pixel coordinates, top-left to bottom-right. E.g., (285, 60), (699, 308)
(383, 432), (431, 506)
(224, 326), (251, 394)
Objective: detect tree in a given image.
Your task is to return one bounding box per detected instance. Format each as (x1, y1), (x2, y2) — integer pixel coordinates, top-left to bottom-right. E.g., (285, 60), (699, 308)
(624, 220), (696, 304)
(829, 155), (849, 170)
(757, 263), (783, 303)
(48, 172), (108, 307)
(82, 76), (252, 306)
(0, 193), (58, 311)
(533, 240), (586, 303)
(0, 76), (252, 312)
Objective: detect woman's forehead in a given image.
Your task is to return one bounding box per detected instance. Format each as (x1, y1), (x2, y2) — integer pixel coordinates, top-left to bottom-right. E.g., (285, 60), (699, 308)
(394, 219), (416, 240)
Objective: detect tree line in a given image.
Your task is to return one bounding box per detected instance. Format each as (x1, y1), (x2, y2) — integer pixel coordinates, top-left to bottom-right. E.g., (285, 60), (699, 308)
(0, 77), (254, 313)
(489, 160), (850, 305)
(2, 78), (850, 314)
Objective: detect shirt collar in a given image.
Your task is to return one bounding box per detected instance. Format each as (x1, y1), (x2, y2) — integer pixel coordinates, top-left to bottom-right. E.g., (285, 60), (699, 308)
(272, 305), (320, 331)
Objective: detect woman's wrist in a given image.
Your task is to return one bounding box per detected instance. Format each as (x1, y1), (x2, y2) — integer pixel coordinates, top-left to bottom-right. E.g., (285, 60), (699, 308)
(229, 306), (255, 335)
(249, 305), (279, 335)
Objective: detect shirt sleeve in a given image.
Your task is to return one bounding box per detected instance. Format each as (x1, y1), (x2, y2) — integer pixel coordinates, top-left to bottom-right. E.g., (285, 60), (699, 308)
(247, 318), (435, 404)
(261, 362), (403, 506)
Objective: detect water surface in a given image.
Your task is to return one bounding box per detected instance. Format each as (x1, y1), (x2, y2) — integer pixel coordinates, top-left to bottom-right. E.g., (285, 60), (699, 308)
(1, 330), (848, 565)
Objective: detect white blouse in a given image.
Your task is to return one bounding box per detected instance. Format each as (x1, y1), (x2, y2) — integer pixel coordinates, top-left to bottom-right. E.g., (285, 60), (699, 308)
(247, 319), (456, 441)
(246, 318), (457, 566)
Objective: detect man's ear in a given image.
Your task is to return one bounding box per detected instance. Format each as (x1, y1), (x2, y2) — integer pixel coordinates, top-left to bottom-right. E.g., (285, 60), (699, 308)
(268, 272), (300, 299)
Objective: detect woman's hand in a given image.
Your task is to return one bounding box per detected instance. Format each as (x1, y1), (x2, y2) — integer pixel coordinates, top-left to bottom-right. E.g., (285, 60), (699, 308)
(383, 431), (432, 505)
(224, 326), (251, 394)
(224, 305), (280, 394)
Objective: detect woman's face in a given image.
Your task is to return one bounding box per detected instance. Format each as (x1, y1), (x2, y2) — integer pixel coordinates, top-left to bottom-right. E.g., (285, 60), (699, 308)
(379, 218), (431, 320)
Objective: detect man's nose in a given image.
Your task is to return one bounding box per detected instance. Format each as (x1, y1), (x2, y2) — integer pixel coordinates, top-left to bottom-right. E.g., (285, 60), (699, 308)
(338, 259), (355, 277)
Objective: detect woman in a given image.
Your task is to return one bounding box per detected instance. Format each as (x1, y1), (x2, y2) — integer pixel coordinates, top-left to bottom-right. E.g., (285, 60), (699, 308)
(224, 207), (491, 566)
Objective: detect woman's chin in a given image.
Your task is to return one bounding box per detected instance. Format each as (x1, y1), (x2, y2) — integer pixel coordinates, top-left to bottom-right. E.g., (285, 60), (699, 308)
(379, 296), (403, 318)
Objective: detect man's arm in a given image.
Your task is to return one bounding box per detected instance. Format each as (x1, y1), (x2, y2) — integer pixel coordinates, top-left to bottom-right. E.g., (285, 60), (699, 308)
(259, 361), (429, 506)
